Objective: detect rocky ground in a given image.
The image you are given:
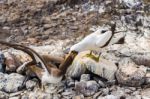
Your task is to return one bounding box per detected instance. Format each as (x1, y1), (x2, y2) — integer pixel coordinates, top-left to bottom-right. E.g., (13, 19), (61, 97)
(0, 0), (150, 99)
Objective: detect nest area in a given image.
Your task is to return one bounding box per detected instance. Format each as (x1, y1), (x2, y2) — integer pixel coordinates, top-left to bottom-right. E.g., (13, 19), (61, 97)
(0, 0), (150, 98)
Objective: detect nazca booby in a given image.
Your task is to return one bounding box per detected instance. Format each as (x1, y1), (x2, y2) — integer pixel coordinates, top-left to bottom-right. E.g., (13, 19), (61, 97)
(70, 22), (117, 60)
(70, 29), (113, 53)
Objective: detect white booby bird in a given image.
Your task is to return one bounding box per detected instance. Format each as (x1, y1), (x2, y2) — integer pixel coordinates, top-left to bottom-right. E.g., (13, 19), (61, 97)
(70, 23), (116, 59)
(70, 29), (112, 52)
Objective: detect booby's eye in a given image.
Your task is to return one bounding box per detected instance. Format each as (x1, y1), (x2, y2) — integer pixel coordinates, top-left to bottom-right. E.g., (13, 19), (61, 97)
(101, 30), (107, 33)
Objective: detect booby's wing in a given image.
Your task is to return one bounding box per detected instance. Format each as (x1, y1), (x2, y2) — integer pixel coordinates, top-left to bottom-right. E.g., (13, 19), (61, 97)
(96, 31), (112, 47)
(70, 33), (97, 52)
(0, 41), (50, 74)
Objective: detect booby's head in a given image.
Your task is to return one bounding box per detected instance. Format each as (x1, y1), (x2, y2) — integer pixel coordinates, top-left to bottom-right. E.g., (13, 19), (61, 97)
(94, 27), (110, 34)
(95, 21), (116, 35)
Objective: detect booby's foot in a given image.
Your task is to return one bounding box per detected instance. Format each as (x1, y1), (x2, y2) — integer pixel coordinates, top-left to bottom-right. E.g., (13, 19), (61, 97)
(85, 53), (100, 62)
(17, 61), (31, 74)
